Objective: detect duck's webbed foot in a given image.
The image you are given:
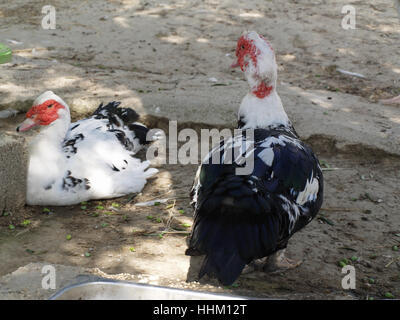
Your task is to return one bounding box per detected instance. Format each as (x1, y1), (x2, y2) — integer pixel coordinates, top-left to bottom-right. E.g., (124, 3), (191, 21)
(262, 249), (302, 273)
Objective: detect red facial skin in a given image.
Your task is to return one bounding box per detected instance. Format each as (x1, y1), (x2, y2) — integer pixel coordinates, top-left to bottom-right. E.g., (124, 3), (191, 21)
(26, 99), (65, 126)
(233, 34), (274, 99)
(235, 36), (259, 72)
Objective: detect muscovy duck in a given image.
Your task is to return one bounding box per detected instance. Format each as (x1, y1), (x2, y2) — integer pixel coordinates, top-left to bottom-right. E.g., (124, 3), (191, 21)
(16, 91), (157, 206)
(185, 31), (324, 286)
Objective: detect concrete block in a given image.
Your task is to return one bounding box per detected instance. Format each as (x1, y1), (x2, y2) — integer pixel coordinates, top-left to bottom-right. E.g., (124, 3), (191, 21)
(0, 132), (28, 219)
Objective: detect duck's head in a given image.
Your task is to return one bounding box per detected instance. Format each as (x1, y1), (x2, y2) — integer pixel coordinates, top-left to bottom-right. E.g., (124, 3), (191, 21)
(231, 31), (277, 98)
(16, 91), (70, 132)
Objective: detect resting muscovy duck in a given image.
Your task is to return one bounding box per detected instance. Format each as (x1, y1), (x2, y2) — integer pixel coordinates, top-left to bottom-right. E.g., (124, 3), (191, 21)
(185, 31), (324, 286)
(16, 91), (157, 206)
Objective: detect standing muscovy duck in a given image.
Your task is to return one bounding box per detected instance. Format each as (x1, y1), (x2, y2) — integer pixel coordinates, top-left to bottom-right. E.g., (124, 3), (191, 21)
(185, 31), (323, 286)
(16, 90), (157, 206)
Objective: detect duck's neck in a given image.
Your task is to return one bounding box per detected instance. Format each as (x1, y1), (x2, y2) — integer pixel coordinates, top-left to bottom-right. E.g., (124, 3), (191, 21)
(238, 86), (290, 130)
(29, 114), (70, 159)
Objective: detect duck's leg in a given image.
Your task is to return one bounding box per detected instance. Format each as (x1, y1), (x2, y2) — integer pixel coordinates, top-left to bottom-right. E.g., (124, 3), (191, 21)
(242, 258), (268, 274)
(241, 249), (302, 278)
(262, 249), (302, 273)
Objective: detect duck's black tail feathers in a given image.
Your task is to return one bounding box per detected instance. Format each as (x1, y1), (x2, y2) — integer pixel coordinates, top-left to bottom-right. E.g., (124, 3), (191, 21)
(186, 174), (281, 286)
(93, 101), (139, 124)
(92, 101), (150, 146)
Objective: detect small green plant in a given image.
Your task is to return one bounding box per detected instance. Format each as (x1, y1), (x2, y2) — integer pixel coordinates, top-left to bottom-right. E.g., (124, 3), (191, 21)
(21, 220), (31, 227)
(384, 292), (394, 299)
(338, 258), (349, 267)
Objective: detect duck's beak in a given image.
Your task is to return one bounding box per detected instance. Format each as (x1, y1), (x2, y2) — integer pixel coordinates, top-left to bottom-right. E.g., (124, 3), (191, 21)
(16, 118), (38, 132)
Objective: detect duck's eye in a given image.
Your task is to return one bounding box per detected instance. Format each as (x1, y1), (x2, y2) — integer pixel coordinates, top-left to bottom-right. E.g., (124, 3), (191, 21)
(47, 104), (53, 109)
(241, 45), (245, 49)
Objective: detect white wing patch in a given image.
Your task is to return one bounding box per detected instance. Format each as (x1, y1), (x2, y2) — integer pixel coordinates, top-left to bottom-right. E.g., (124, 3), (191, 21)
(203, 133), (304, 168)
(257, 148), (274, 166)
(296, 173), (319, 206)
(257, 135), (304, 166)
(203, 134), (255, 165)
(279, 195), (301, 233)
(260, 135), (304, 150)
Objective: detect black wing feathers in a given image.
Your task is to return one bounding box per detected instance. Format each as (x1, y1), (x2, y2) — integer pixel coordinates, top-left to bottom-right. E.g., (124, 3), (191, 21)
(92, 101), (150, 146)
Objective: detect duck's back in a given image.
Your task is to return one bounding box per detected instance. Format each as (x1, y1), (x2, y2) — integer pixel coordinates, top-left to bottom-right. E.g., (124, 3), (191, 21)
(64, 101), (149, 164)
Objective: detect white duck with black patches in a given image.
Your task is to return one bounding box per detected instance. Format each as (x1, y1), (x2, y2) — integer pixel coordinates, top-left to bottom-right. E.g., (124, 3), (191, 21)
(17, 91), (157, 206)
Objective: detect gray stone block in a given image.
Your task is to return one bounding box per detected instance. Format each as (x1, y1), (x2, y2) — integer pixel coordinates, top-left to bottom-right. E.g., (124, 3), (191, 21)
(0, 132), (28, 218)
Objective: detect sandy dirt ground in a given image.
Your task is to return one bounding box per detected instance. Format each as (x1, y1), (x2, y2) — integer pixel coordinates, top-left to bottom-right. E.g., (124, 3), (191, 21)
(0, 0), (399, 299)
